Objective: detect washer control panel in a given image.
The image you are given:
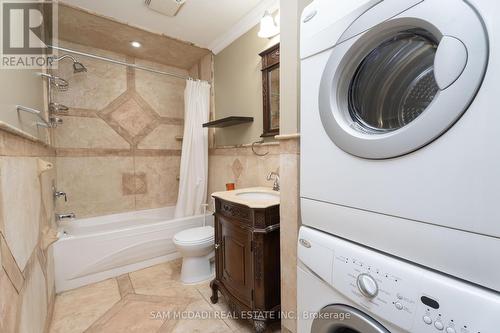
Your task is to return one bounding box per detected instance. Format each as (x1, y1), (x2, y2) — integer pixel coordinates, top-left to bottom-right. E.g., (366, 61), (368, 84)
(298, 227), (500, 332)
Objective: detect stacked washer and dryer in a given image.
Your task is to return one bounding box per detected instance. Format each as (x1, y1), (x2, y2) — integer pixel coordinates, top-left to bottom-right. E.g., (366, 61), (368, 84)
(298, 0), (500, 332)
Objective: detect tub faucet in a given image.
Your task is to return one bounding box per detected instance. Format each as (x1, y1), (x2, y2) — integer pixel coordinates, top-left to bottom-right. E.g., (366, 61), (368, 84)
(266, 171), (280, 191)
(56, 213), (76, 221)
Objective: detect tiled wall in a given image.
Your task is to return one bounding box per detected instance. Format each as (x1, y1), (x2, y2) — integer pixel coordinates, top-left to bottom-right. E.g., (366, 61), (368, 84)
(207, 143), (280, 204)
(0, 129), (57, 333)
(53, 41), (213, 218)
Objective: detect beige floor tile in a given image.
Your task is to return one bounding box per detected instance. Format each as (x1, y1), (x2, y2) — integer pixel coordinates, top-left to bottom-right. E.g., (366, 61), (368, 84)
(87, 295), (186, 333)
(49, 278), (121, 333)
(167, 298), (232, 333)
(48, 259), (282, 333)
(129, 260), (203, 300)
(116, 273), (134, 297)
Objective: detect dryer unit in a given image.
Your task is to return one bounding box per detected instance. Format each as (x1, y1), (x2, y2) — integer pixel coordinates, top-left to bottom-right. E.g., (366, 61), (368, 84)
(300, 0), (500, 291)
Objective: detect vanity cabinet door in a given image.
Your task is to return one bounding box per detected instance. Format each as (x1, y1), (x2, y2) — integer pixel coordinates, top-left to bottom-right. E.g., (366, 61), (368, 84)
(218, 215), (253, 307)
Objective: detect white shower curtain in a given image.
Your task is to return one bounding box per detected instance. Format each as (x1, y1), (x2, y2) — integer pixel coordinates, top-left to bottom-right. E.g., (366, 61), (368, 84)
(174, 79), (211, 218)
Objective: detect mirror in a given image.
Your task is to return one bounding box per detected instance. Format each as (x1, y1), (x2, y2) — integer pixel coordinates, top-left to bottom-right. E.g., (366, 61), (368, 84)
(260, 43), (280, 137)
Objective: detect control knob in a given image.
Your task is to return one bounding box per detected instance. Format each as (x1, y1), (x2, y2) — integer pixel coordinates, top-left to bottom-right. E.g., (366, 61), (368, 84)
(356, 273), (378, 298)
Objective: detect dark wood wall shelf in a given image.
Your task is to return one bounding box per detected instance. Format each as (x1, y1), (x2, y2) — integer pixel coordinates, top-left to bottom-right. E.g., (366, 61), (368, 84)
(202, 116), (253, 128)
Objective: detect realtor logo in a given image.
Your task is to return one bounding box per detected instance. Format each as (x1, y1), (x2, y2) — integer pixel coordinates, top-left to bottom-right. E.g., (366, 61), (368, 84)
(1, 1), (58, 68)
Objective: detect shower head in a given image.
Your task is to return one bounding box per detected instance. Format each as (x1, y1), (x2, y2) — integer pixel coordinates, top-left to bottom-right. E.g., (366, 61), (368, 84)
(72, 61), (87, 73)
(49, 54), (87, 74)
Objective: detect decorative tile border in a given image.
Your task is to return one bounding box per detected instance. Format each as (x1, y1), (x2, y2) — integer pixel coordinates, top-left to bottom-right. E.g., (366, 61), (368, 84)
(0, 233), (24, 292)
(64, 108), (99, 118)
(209, 142), (281, 156)
(122, 172), (147, 195)
(55, 148), (182, 157)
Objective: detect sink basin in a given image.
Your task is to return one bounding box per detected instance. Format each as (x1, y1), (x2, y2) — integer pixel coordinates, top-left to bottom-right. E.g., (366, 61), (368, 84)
(212, 187), (280, 208)
(235, 191), (279, 201)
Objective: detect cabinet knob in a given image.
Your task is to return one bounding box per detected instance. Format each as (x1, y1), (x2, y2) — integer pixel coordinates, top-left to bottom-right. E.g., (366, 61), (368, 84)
(214, 243), (220, 250)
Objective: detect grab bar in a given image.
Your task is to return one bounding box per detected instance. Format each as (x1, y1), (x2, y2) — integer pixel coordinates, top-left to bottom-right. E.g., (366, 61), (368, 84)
(17, 105), (63, 128)
(17, 105), (50, 128)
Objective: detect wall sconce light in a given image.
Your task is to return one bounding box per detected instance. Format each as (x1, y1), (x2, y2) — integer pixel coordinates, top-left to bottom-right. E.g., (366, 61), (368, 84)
(258, 10), (279, 39)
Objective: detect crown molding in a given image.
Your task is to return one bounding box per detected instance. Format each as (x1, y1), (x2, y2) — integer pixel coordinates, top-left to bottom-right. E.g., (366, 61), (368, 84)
(208, 0), (279, 54)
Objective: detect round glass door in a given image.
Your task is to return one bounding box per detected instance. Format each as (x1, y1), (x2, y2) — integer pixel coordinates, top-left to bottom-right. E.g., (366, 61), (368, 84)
(311, 305), (390, 333)
(348, 29), (439, 133)
(317, 8), (488, 159)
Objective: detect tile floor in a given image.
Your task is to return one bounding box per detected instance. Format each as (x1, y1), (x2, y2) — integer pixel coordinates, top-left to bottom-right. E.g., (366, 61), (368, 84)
(49, 259), (281, 333)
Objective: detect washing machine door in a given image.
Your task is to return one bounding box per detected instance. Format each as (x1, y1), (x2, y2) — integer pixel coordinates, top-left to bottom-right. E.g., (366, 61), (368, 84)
(318, 0), (488, 159)
(311, 304), (390, 333)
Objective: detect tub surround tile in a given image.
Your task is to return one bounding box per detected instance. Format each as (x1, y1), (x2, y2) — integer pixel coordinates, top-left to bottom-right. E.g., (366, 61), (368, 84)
(54, 148), (132, 157)
(134, 156), (180, 211)
(64, 108), (99, 118)
(126, 58), (136, 90)
(0, 129), (55, 157)
(54, 40), (128, 111)
(51, 41), (188, 218)
(54, 116), (130, 150)
(137, 124), (183, 150)
(108, 98), (157, 139)
(0, 128), (57, 333)
(122, 173), (148, 196)
(0, 234), (24, 292)
(39, 157), (57, 228)
(56, 156), (135, 218)
(135, 60), (187, 119)
(45, 247), (56, 314)
(0, 267), (20, 333)
(49, 278), (121, 333)
(19, 258), (48, 333)
(159, 117), (184, 125)
(0, 157), (41, 270)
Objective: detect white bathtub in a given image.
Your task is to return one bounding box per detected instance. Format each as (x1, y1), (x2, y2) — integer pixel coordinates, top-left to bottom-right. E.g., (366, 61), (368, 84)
(53, 207), (213, 292)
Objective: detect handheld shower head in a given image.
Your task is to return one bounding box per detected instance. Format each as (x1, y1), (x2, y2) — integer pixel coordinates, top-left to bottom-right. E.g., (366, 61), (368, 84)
(73, 61), (87, 73)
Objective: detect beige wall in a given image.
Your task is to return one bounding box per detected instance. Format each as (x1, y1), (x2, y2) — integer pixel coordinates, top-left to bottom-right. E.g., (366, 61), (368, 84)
(0, 68), (49, 142)
(278, 1), (312, 333)
(207, 143), (280, 204)
(0, 128), (57, 333)
(214, 23), (279, 146)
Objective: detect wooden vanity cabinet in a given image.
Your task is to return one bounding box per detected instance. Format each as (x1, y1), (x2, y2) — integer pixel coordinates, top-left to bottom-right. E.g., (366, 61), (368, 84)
(210, 197), (280, 332)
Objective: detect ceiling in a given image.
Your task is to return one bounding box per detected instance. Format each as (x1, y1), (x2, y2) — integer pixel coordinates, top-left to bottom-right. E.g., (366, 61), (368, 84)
(59, 0), (271, 51)
(58, 4), (210, 69)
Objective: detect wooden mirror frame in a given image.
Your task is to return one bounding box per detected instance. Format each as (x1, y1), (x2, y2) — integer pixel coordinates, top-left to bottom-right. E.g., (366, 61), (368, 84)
(259, 43), (280, 137)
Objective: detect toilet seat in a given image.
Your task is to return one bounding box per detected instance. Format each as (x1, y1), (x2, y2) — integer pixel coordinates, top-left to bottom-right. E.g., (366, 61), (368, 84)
(173, 226), (214, 245)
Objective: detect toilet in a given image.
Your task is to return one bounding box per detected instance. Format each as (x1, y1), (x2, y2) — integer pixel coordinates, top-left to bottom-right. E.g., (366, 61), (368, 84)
(173, 226), (215, 284)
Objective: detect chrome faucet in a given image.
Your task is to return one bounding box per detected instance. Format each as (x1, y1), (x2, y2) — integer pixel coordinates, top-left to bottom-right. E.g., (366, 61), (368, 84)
(267, 171), (280, 191)
(53, 185), (68, 202)
(54, 191), (67, 202)
(56, 213), (75, 221)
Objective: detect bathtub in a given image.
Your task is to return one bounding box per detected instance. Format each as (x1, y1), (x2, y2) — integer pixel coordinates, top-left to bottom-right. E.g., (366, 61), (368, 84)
(53, 207), (213, 292)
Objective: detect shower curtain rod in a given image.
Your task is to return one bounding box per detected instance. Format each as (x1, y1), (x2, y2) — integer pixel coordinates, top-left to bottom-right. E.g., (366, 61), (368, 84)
(48, 45), (205, 82)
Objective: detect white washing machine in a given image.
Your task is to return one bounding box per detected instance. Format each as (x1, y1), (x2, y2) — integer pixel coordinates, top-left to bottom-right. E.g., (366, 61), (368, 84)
(297, 226), (500, 333)
(300, 0), (500, 291)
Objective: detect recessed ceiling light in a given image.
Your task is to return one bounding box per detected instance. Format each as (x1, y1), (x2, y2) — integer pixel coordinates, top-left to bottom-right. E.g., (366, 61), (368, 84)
(131, 41), (142, 48)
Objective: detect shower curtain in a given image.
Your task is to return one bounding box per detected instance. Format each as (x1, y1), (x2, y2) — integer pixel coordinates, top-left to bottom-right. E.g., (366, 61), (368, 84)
(174, 79), (211, 218)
